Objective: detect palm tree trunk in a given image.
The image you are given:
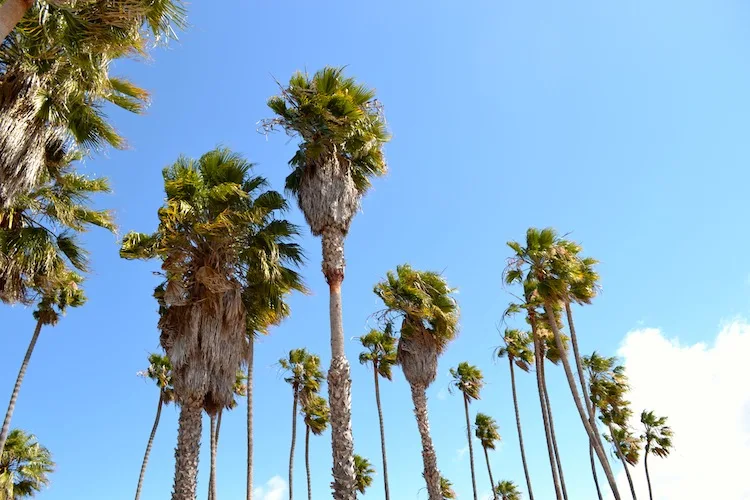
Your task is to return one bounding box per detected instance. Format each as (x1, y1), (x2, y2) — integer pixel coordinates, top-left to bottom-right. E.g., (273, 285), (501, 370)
(373, 365), (391, 500)
(209, 413), (217, 500)
(566, 302), (603, 500)
(483, 446), (497, 500)
(0, 0), (32, 43)
(247, 338), (254, 500)
(463, 395), (479, 500)
(135, 392), (164, 500)
(289, 386), (299, 500)
(172, 399), (203, 500)
(211, 410), (222, 500)
(305, 425), (312, 500)
(644, 446), (653, 500)
(608, 425), (638, 500)
(530, 324), (563, 500)
(543, 304), (621, 500)
(540, 364), (569, 500)
(409, 384), (442, 500)
(322, 230), (356, 500)
(508, 360), (535, 500)
(0, 318), (43, 456)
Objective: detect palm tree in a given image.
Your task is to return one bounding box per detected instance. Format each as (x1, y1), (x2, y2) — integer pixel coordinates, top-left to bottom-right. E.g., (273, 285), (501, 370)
(135, 353), (174, 500)
(353, 455), (374, 496)
(0, 429), (54, 498)
(506, 228), (621, 500)
(450, 362), (483, 500)
(279, 349), (324, 500)
(208, 372), (247, 500)
(357, 323), (396, 500)
(439, 476), (456, 500)
(495, 480), (522, 500)
(604, 425), (640, 500)
(475, 413), (501, 499)
(374, 264), (459, 500)
(121, 148), (282, 500)
(302, 395), (329, 500)
(640, 411), (672, 500)
(266, 67), (389, 500)
(496, 328), (535, 500)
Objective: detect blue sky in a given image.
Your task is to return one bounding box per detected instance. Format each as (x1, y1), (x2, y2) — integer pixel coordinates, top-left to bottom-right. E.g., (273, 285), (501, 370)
(3, 0), (750, 498)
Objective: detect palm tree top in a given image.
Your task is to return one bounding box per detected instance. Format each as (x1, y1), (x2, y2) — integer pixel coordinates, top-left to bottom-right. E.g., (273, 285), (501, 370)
(140, 353), (175, 403)
(495, 479), (522, 500)
(475, 412), (501, 450)
(640, 410), (673, 458)
(374, 264), (459, 352)
(439, 476), (457, 499)
(357, 322), (398, 380)
(496, 328), (535, 372)
(606, 426), (641, 466)
(302, 394), (330, 436)
(0, 429), (55, 498)
(279, 348), (325, 399)
(450, 361), (484, 401)
(353, 454), (375, 494)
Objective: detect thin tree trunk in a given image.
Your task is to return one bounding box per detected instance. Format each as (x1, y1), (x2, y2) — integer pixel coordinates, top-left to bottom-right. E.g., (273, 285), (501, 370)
(289, 385), (299, 500)
(409, 384), (441, 500)
(135, 392), (164, 500)
(0, 0), (32, 43)
(373, 364), (391, 500)
(172, 399), (203, 500)
(209, 413), (217, 500)
(566, 302), (604, 500)
(608, 425), (638, 500)
(0, 318), (43, 456)
(540, 363), (569, 500)
(247, 338), (254, 500)
(644, 446), (653, 500)
(211, 410), (223, 500)
(305, 425), (312, 500)
(463, 395), (479, 500)
(508, 360), (535, 500)
(483, 446), (496, 500)
(543, 304), (621, 500)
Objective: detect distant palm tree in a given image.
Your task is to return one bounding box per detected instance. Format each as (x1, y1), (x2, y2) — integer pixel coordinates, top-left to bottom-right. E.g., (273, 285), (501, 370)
(450, 362), (484, 500)
(0, 429), (54, 498)
(495, 480), (522, 500)
(475, 413), (501, 499)
(353, 455), (374, 496)
(279, 349), (324, 500)
(302, 395), (329, 500)
(496, 328), (535, 500)
(374, 264), (459, 500)
(135, 353), (174, 500)
(439, 476), (456, 500)
(640, 411), (672, 500)
(208, 372), (246, 500)
(358, 324), (397, 500)
(266, 66), (390, 500)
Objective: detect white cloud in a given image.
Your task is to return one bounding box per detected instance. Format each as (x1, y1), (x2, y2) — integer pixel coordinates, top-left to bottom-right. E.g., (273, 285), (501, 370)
(454, 445), (469, 462)
(608, 320), (750, 499)
(253, 476), (287, 500)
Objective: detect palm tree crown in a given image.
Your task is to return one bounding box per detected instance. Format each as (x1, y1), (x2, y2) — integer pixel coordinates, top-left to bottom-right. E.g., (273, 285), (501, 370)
(496, 329), (535, 372)
(358, 323), (397, 380)
(495, 480), (522, 500)
(450, 362), (484, 401)
(475, 413), (501, 450)
(439, 476), (456, 499)
(302, 395), (330, 436)
(0, 429), (54, 498)
(353, 455), (374, 495)
(640, 411), (673, 459)
(279, 349), (325, 401)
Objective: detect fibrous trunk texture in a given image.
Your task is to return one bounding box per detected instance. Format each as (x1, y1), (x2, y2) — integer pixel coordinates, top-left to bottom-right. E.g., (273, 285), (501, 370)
(135, 392), (164, 500)
(172, 399), (203, 500)
(409, 385), (442, 500)
(373, 366), (391, 500)
(509, 360), (534, 500)
(328, 355), (356, 500)
(0, 0), (32, 42)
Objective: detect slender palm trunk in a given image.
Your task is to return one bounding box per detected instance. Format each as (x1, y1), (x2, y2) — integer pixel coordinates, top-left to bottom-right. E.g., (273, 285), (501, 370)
(0, 0), (32, 42)
(135, 392), (164, 500)
(566, 303), (604, 500)
(209, 414), (217, 500)
(322, 230), (356, 500)
(0, 319), (43, 456)
(543, 304), (621, 500)
(172, 399), (203, 500)
(540, 364), (569, 500)
(462, 395), (479, 500)
(305, 425), (312, 500)
(508, 359), (535, 500)
(608, 425), (638, 500)
(289, 385), (299, 500)
(372, 364), (391, 500)
(210, 410), (223, 500)
(247, 339), (254, 500)
(482, 446), (496, 500)
(409, 384), (441, 500)
(644, 446), (653, 500)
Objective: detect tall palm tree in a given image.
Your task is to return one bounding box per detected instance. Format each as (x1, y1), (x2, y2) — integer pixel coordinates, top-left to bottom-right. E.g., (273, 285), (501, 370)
(496, 328), (535, 500)
(0, 429), (54, 498)
(374, 264), (459, 500)
(640, 411), (672, 500)
(506, 228), (620, 500)
(450, 362), (483, 500)
(266, 67), (389, 500)
(121, 148), (280, 500)
(353, 455), (374, 497)
(301, 395), (329, 500)
(208, 372), (247, 500)
(135, 353), (174, 500)
(495, 480), (522, 500)
(439, 476), (456, 500)
(279, 349), (324, 500)
(357, 323), (396, 500)
(475, 413), (501, 499)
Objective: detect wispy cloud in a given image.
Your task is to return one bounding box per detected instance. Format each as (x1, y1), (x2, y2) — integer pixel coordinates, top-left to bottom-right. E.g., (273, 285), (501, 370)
(454, 445), (469, 462)
(253, 476), (287, 500)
